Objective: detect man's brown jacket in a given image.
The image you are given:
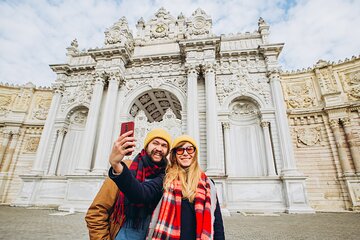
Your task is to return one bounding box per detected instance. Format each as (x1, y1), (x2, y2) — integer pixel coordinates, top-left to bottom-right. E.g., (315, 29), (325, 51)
(85, 160), (132, 240)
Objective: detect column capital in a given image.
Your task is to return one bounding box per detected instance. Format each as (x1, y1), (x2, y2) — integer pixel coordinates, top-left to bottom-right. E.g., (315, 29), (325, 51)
(267, 69), (281, 80)
(57, 128), (67, 136)
(185, 64), (200, 75)
(52, 83), (64, 95)
(261, 121), (270, 128)
(108, 71), (124, 87)
(340, 117), (351, 127)
(11, 132), (20, 140)
(203, 63), (216, 74)
(1, 129), (11, 138)
(329, 119), (340, 129)
(222, 122), (230, 129)
(94, 72), (106, 85)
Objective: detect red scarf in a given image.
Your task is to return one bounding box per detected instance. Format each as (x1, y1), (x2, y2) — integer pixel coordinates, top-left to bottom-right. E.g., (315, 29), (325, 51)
(112, 149), (166, 228)
(151, 172), (212, 240)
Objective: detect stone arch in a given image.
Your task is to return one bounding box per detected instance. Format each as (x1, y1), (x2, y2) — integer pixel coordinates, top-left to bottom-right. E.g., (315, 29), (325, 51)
(64, 105), (89, 121)
(120, 83), (186, 122)
(58, 103), (90, 121)
(226, 96), (267, 177)
(221, 90), (266, 112)
(56, 106), (88, 175)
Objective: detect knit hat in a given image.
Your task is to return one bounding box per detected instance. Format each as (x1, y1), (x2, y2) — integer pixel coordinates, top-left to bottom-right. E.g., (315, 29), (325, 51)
(171, 135), (198, 151)
(143, 128), (172, 150)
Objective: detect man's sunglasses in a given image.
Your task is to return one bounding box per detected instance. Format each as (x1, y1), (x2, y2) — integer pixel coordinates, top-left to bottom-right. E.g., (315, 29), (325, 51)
(174, 146), (196, 155)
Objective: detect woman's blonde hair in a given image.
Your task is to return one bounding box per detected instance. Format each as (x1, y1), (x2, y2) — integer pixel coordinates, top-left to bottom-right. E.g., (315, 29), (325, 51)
(163, 141), (201, 203)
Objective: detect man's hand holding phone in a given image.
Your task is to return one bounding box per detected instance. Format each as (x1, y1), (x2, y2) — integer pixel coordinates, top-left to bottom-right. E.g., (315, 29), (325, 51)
(109, 122), (136, 174)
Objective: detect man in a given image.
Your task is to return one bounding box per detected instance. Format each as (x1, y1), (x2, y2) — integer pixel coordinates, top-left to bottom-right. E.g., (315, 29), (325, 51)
(85, 128), (171, 240)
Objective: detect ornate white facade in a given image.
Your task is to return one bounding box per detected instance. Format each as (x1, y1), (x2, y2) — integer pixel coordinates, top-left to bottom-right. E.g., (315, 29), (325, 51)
(1, 8), (359, 213)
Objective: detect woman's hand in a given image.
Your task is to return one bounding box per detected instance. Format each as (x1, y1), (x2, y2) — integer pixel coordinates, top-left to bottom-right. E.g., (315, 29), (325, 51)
(109, 130), (136, 174)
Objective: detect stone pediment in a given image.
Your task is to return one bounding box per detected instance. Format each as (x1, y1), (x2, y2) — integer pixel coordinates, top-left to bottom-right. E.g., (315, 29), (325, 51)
(134, 7), (213, 44)
(185, 8), (213, 39)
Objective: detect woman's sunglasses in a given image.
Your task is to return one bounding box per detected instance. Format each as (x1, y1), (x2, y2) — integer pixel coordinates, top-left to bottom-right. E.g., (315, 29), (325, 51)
(174, 146), (196, 155)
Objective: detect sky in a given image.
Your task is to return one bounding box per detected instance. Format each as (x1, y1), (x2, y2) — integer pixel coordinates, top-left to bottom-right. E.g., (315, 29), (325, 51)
(0, 0), (359, 87)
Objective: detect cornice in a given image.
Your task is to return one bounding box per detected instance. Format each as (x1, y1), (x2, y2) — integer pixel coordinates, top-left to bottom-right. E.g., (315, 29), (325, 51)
(50, 63), (95, 74)
(88, 46), (133, 62)
(258, 43), (284, 57)
(178, 37), (220, 53)
(130, 52), (182, 64)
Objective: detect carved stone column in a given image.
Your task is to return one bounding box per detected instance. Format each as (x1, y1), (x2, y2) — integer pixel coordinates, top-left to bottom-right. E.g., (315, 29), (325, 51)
(268, 71), (299, 175)
(1, 132), (19, 172)
(76, 76), (105, 173)
(222, 122), (232, 176)
(0, 131), (11, 167)
(341, 118), (360, 174)
(48, 129), (67, 175)
(204, 64), (220, 175)
(92, 73), (121, 174)
(261, 121), (277, 176)
(330, 119), (352, 174)
(31, 84), (63, 174)
(186, 65), (200, 148)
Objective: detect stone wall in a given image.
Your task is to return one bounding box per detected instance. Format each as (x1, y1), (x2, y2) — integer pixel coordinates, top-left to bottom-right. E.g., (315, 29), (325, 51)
(281, 56), (360, 211)
(0, 83), (52, 203)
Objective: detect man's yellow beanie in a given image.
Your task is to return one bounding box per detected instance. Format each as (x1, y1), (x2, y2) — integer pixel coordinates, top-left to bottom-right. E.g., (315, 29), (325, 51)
(143, 128), (172, 150)
(171, 135), (198, 151)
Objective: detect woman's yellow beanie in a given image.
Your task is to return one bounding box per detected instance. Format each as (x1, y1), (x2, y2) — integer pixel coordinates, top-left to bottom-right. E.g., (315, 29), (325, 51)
(143, 128), (172, 150)
(171, 135), (198, 151)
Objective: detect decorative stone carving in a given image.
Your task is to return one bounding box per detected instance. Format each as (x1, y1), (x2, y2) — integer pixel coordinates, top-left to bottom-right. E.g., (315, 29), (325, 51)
(150, 8), (172, 39)
(130, 89), (182, 122)
(222, 122), (230, 129)
(295, 127), (322, 147)
(104, 17), (134, 49)
(13, 87), (33, 111)
(130, 104), (140, 117)
(315, 64), (338, 94)
(149, 78), (165, 88)
(285, 82), (315, 109)
(329, 119), (340, 129)
(345, 71), (360, 99)
(69, 109), (88, 126)
(340, 117), (351, 127)
(23, 137), (40, 153)
(0, 95), (12, 116)
(32, 98), (51, 120)
(230, 101), (259, 119)
(185, 8), (212, 39)
(60, 81), (93, 112)
(71, 39), (78, 48)
(124, 76), (186, 97)
(260, 121), (270, 128)
(130, 108), (182, 159)
(216, 72), (271, 105)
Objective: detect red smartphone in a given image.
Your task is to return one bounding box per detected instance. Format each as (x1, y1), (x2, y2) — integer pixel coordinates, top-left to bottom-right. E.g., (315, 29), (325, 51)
(120, 121), (135, 156)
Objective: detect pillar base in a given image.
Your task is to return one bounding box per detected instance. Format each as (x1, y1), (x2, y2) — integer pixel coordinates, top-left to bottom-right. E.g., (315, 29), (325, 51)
(73, 169), (90, 174)
(89, 169), (108, 176)
(0, 173), (11, 203)
(344, 175), (360, 211)
(30, 169), (45, 176)
(205, 169), (223, 177)
(281, 175), (315, 214)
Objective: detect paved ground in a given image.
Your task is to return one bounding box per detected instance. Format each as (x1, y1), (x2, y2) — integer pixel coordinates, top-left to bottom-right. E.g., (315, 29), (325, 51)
(0, 206), (359, 240)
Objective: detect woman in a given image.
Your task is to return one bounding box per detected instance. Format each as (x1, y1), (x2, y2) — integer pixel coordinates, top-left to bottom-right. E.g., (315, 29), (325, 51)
(109, 135), (225, 239)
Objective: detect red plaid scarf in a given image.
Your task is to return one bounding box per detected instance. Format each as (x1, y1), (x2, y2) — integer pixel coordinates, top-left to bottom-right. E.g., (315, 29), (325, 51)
(112, 149), (166, 227)
(151, 172), (212, 240)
